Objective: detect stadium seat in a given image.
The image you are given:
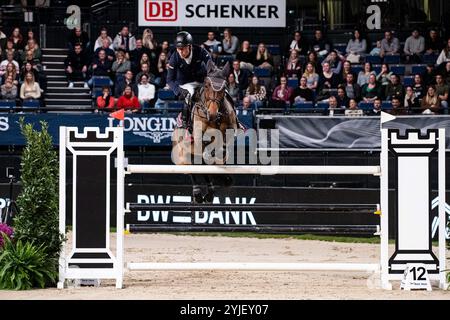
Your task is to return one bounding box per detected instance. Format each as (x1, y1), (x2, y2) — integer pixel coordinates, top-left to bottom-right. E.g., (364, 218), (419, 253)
(266, 45), (281, 55)
(365, 55), (382, 64)
(382, 101), (392, 110)
(315, 102), (329, 110)
(167, 101), (184, 111)
(0, 100), (15, 112)
(383, 55), (401, 64)
(333, 44), (347, 54)
(22, 99), (40, 110)
(390, 65), (406, 76)
(372, 65), (382, 74)
(219, 55), (234, 66)
(254, 68), (271, 78)
(158, 89), (176, 100)
(423, 54), (438, 65)
(403, 76), (414, 86)
(358, 102), (374, 111)
(352, 65), (363, 75)
(91, 76), (112, 87)
(287, 78), (298, 88)
(411, 65), (427, 75)
(293, 102), (314, 112)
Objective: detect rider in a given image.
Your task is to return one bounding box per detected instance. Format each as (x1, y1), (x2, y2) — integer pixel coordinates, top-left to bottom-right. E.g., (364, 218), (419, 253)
(167, 31), (211, 130)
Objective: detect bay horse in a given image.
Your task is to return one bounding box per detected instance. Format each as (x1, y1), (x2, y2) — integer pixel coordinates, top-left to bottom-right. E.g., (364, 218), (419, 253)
(172, 61), (239, 203)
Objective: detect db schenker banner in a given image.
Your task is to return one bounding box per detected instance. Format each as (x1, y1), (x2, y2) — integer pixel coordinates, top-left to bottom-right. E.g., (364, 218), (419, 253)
(138, 0), (286, 27)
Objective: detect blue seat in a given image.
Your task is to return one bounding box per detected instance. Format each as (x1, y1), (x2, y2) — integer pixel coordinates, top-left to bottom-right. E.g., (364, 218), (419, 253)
(293, 102), (314, 112)
(372, 65), (382, 74)
(352, 65), (363, 75)
(91, 76), (112, 87)
(219, 55), (234, 66)
(365, 55), (382, 64)
(384, 55), (401, 64)
(315, 102), (329, 110)
(22, 99), (40, 110)
(266, 45), (280, 55)
(411, 65), (427, 75)
(390, 65), (406, 76)
(167, 101), (184, 110)
(0, 100), (15, 112)
(158, 89), (176, 100)
(287, 78), (298, 88)
(382, 101), (392, 110)
(358, 102), (374, 111)
(333, 44), (347, 54)
(254, 68), (271, 78)
(93, 88), (106, 98)
(403, 76), (414, 87)
(423, 54), (438, 65)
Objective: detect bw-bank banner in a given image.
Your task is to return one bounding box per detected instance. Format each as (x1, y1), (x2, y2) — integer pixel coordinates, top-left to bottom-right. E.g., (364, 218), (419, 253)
(138, 0), (286, 27)
(264, 115), (450, 150)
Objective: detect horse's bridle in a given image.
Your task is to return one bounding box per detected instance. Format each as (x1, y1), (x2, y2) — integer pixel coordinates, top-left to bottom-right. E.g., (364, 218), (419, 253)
(195, 77), (227, 125)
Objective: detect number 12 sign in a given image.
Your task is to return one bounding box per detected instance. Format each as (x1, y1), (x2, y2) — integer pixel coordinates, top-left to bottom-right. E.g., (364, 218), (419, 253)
(401, 264), (432, 291)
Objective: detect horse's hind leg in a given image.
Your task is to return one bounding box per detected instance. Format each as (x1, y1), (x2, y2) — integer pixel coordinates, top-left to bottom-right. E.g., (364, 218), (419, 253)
(190, 174), (204, 204)
(203, 175), (215, 203)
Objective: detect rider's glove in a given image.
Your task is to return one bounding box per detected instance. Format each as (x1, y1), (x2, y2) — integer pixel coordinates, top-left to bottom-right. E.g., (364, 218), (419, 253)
(179, 88), (190, 100)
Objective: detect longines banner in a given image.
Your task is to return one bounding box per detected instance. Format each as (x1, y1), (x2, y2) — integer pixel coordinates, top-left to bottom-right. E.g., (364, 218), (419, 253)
(266, 115), (450, 150)
(138, 0), (286, 27)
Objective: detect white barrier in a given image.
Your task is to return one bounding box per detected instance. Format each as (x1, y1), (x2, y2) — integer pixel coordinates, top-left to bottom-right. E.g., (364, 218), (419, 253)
(58, 121), (448, 291)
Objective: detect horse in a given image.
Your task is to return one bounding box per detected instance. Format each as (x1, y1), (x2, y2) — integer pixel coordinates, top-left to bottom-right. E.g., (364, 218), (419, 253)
(172, 61), (239, 203)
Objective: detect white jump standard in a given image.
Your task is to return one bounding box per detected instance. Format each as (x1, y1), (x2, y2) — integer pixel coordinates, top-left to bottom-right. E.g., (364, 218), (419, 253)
(57, 125), (448, 290)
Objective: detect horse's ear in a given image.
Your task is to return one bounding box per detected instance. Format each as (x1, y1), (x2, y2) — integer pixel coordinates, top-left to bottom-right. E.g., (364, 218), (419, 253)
(221, 62), (231, 79)
(206, 60), (216, 75)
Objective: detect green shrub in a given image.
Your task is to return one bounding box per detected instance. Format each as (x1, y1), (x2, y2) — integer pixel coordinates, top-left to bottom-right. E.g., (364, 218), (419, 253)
(0, 235), (57, 290)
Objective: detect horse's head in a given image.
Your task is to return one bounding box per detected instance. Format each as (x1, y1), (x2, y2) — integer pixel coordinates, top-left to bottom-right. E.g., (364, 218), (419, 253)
(203, 60), (230, 122)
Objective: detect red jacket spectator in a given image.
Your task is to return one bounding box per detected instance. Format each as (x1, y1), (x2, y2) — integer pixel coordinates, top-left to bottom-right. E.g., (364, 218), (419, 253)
(97, 95), (115, 109)
(272, 78), (292, 103)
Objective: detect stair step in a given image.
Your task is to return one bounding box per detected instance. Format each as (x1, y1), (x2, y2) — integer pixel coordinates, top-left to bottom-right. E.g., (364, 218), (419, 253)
(43, 69), (66, 76)
(46, 93), (92, 99)
(43, 61), (65, 66)
(47, 81), (87, 88)
(46, 75), (67, 81)
(46, 87), (90, 93)
(42, 105), (95, 112)
(45, 98), (92, 106)
(42, 48), (69, 53)
(42, 55), (67, 63)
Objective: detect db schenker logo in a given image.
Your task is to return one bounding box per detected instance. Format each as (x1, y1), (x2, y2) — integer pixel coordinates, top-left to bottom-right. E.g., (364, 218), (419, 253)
(144, 0), (177, 21)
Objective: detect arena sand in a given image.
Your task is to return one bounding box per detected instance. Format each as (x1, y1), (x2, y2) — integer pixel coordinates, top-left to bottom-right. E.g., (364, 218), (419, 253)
(0, 233), (448, 300)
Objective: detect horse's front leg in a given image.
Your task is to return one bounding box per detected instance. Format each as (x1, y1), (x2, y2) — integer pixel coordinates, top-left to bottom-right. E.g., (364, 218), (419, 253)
(190, 174), (204, 204)
(203, 175), (215, 203)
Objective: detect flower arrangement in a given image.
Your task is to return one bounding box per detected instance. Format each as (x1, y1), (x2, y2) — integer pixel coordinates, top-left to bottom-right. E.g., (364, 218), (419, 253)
(0, 223), (13, 249)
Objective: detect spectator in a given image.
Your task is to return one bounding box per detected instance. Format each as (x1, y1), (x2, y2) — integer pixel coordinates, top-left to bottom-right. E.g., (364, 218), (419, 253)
(403, 29), (425, 63)
(160, 40), (170, 56)
(0, 52), (20, 77)
(139, 53), (151, 70)
(232, 59), (251, 93)
(67, 27), (90, 51)
(26, 29), (38, 48)
(336, 85), (349, 108)
(9, 27), (24, 51)
(357, 62), (376, 87)
(285, 50), (302, 78)
(421, 85), (441, 114)
(1, 39), (19, 61)
(88, 49), (113, 87)
(22, 49), (41, 69)
(65, 42), (90, 89)
(303, 51), (322, 74)
(96, 86), (115, 110)
(94, 38), (115, 61)
(339, 60), (355, 85)
(425, 29), (443, 55)
(361, 74), (381, 102)
(385, 74), (405, 100)
(0, 26), (7, 50)
(112, 49), (131, 82)
(367, 98), (382, 116)
(380, 31), (400, 58)
(245, 75), (267, 109)
(1, 62), (19, 86)
(272, 76), (292, 107)
(376, 63), (393, 88)
(302, 62), (319, 91)
(435, 73), (449, 112)
(444, 62), (450, 85)
(310, 29), (331, 57)
(0, 75), (18, 100)
(343, 73), (361, 101)
(226, 73), (240, 105)
(239, 96), (252, 111)
(436, 38), (450, 66)
(19, 61), (39, 85)
(287, 31), (308, 57)
(21, 39), (41, 63)
(155, 51), (169, 88)
(348, 98), (360, 110)
(135, 62), (155, 85)
(236, 40), (255, 71)
(412, 74), (426, 100)
(113, 26), (136, 53)
(291, 76), (314, 104)
(94, 27), (114, 51)
(316, 62), (339, 101)
(20, 71), (41, 100)
(202, 31), (222, 54)
(345, 29), (367, 63)
(369, 40), (381, 56)
(327, 95), (343, 115)
(115, 70), (137, 97)
(254, 42), (273, 71)
(390, 96), (408, 115)
(322, 50), (344, 74)
(129, 38), (150, 74)
(222, 28), (239, 55)
(142, 28), (158, 60)
(423, 63), (436, 86)
(404, 86), (420, 113)
(116, 84), (140, 112)
(137, 74), (156, 108)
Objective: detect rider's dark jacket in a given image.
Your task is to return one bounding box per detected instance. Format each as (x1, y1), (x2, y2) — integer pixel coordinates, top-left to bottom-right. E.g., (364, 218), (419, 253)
(167, 45), (211, 96)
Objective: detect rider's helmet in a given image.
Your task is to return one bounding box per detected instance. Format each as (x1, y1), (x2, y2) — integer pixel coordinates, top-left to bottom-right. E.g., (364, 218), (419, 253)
(175, 31), (193, 48)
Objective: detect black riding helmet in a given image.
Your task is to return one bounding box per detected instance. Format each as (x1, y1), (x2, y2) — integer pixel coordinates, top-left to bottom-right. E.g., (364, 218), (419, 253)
(175, 31), (193, 48)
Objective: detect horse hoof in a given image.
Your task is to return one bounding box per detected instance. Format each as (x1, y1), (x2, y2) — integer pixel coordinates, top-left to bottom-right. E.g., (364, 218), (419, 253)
(193, 192), (204, 204)
(203, 191), (215, 203)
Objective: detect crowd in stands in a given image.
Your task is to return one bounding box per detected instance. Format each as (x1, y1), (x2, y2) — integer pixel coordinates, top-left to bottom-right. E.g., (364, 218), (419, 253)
(1, 24), (450, 115)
